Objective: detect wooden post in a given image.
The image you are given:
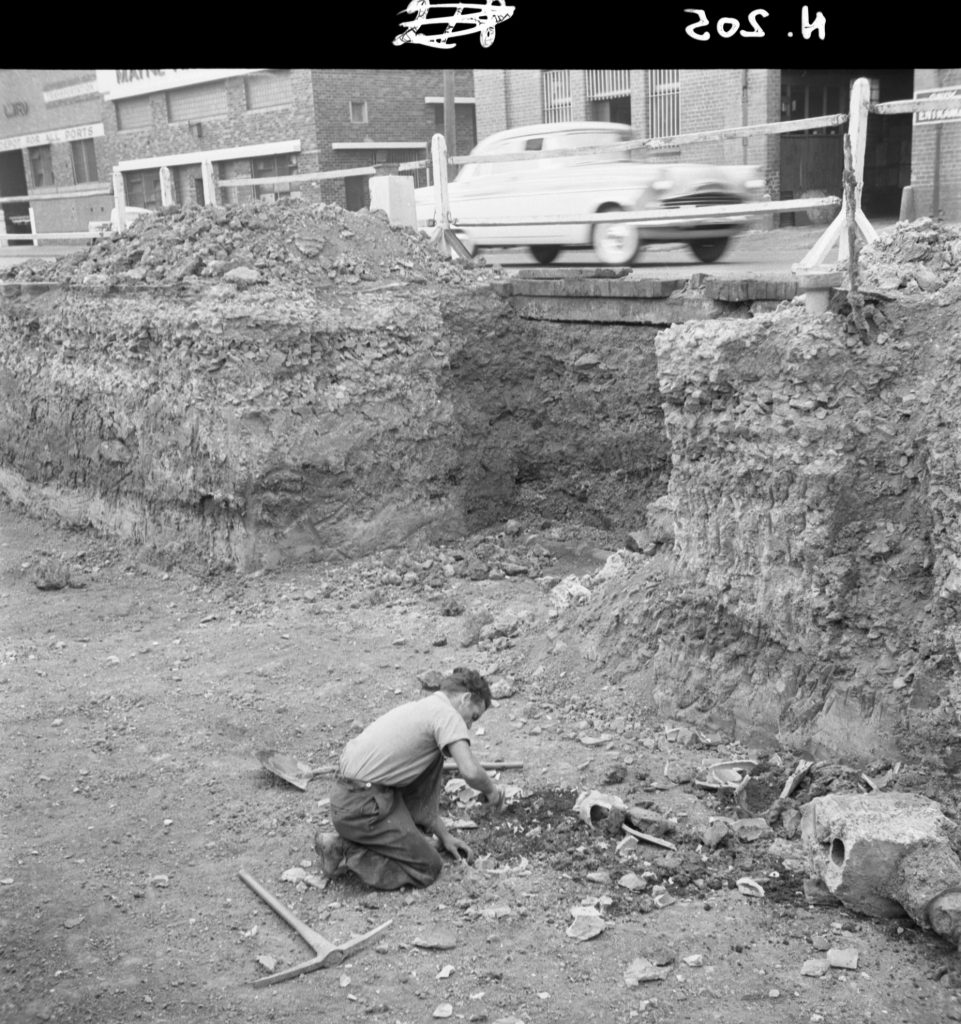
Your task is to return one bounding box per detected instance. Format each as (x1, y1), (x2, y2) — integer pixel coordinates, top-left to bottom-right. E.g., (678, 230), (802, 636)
(797, 77), (877, 270)
(430, 132), (451, 253)
(428, 132), (472, 260)
(201, 160), (217, 206)
(112, 168), (127, 231)
(159, 166), (175, 208)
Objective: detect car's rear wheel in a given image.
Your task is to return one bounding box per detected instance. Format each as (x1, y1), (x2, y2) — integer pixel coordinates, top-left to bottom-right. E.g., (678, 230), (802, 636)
(530, 245), (561, 265)
(591, 204), (640, 265)
(689, 237), (730, 263)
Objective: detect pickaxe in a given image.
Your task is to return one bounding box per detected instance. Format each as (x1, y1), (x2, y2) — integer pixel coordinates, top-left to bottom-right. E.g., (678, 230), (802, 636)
(238, 869), (392, 986)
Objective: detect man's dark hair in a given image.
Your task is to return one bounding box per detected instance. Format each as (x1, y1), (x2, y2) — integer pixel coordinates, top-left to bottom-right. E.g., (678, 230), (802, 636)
(442, 667), (493, 709)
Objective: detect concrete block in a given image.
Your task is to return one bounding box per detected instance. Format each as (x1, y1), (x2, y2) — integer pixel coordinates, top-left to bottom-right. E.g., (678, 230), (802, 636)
(369, 176), (416, 229)
(801, 792), (961, 935)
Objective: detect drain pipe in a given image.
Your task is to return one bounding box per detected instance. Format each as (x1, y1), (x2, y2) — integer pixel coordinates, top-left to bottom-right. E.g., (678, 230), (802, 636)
(741, 69), (749, 165)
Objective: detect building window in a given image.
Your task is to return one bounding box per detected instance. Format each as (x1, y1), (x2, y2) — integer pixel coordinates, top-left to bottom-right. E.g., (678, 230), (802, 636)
(245, 70), (293, 111)
(252, 153), (300, 200)
(349, 100), (368, 124)
(542, 70), (572, 123)
(167, 81), (228, 123)
(71, 139), (98, 184)
(116, 95), (152, 131)
(586, 70), (632, 124)
(123, 170), (162, 210)
(28, 145), (54, 188)
(648, 70), (680, 138)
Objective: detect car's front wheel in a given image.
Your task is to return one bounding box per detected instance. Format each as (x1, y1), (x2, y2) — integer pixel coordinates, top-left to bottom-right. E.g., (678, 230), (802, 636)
(591, 204), (640, 265)
(530, 245), (561, 265)
(689, 237), (730, 263)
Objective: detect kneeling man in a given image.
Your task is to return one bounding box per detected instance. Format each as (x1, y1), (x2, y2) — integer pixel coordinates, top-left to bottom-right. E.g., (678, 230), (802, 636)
(314, 667), (506, 890)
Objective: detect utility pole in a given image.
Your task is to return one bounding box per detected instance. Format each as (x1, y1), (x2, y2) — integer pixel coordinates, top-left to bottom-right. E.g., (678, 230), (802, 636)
(443, 69), (457, 159)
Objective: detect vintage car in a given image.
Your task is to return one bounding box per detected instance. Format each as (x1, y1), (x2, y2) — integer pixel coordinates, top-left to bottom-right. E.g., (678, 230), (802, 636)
(415, 121), (766, 265)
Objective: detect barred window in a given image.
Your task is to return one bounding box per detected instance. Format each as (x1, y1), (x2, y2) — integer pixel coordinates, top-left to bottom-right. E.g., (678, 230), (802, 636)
(28, 145), (54, 188)
(166, 81), (228, 123)
(586, 70), (631, 101)
(245, 70), (293, 111)
(116, 95), (152, 130)
(71, 139), (98, 184)
(541, 70), (572, 123)
(648, 70), (680, 139)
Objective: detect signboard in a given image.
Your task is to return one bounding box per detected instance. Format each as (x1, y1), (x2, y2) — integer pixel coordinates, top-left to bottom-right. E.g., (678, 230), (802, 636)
(0, 122), (104, 154)
(913, 87), (961, 126)
(96, 69), (267, 101)
(43, 80), (101, 105)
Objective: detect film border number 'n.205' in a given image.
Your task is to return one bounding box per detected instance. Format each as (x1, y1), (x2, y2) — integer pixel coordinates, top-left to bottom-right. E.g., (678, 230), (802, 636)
(683, 7), (826, 41)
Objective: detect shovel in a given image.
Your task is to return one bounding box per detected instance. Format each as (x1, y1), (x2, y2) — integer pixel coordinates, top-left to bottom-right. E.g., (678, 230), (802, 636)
(257, 748), (523, 791)
(257, 749), (334, 791)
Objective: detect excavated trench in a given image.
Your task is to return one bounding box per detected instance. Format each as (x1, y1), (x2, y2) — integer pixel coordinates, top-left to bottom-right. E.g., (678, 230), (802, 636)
(3, 203), (961, 766)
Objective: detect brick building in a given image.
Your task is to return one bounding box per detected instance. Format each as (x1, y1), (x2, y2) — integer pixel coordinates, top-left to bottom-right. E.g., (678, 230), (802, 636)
(0, 69), (476, 243)
(474, 68), (960, 222)
(0, 70), (114, 243)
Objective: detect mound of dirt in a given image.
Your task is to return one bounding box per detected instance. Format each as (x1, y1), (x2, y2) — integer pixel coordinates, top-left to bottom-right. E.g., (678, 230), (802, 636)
(0, 198), (505, 293)
(857, 217), (961, 292)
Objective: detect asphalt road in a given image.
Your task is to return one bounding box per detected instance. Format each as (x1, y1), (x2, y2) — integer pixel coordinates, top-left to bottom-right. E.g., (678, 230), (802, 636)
(478, 222), (840, 278)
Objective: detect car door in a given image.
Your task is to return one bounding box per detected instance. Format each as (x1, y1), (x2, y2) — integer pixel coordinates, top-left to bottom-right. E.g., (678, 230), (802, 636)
(448, 136), (529, 247)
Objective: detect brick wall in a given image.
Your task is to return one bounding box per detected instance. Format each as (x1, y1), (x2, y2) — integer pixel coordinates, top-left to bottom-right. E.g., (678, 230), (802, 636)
(910, 69), (961, 221)
(102, 70), (320, 189)
(310, 69), (475, 207)
(0, 70), (112, 239)
(475, 71), (507, 138)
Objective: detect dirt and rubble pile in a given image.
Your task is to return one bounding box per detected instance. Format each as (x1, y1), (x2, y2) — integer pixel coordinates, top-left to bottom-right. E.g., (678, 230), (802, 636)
(0, 198), (505, 293)
(532, 221), (961, 764)
(856, 216), (961, 293)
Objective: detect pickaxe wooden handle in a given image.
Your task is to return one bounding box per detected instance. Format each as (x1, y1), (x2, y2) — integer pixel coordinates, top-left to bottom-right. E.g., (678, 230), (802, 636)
(238, 869), (392, 987)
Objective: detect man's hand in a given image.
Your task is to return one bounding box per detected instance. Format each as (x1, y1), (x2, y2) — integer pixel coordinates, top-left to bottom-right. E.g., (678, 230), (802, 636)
(485, 784), (507, 814)
(439, 832), (474, 863)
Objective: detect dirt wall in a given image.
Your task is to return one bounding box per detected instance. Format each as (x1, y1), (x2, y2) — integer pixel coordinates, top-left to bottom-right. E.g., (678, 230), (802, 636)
(551, 260), (961, 763)
(0, 277), (666, 572)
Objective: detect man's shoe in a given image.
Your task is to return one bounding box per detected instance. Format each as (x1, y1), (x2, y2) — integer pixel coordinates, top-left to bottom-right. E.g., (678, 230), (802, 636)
(314, 830), (348, 879)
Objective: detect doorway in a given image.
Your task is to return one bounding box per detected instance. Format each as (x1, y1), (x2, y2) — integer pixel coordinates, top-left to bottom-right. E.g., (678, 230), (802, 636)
(779, 69), (913, 222)
(0, 150), (32, 246)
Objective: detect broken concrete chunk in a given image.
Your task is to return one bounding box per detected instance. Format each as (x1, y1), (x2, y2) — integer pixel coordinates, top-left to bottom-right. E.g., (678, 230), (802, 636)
(701, 819), (731, 849)
(801, 792), (961, 938)
(826, 947), (859, 970)
(566, 906), (607, 941)
(624, 957), (671, 985)
(618, 872), (648, 892)
(801, 958), (830, 978)
(731, 817), (774, 843)
(413, 930), (458, 950)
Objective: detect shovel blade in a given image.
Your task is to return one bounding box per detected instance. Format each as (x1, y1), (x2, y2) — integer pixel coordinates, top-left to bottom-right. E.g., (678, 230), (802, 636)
(257, 749), (311, 790)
